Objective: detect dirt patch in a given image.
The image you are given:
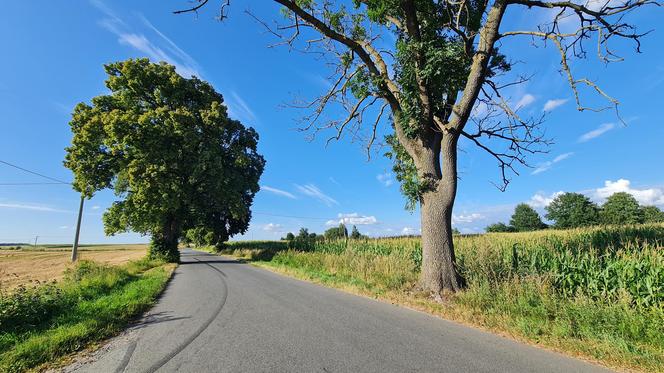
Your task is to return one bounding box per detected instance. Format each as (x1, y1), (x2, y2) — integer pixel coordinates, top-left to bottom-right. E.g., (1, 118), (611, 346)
(0, 245), (148, 291)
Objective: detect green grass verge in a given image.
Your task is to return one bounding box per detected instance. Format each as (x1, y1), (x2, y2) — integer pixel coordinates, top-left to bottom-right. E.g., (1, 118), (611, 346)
(0, 258), (175, 372)
(213, 225), (663, 372)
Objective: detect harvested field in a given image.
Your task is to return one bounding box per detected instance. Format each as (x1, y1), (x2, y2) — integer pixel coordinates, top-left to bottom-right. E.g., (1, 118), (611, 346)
(0, 244), (148, 291)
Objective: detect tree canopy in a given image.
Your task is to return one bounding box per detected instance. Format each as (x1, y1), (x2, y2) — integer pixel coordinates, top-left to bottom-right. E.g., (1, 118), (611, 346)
(510, 203), (546, 231)
(600, 192), (644, 225)
(64, 59), (265, 261)
(546, 193), (600, 229)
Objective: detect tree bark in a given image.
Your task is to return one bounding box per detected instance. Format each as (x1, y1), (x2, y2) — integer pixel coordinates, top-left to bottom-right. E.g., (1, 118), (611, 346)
(418, 133), (465, 294)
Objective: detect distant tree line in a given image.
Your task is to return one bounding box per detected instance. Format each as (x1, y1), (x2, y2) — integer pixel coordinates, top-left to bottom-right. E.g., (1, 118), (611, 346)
(486, 192), (664, 232)
(281, 223), (366, 243)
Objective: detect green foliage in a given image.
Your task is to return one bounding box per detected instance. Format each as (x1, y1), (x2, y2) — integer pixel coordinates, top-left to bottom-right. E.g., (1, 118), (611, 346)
(486, 222), (516, 233)
(350, 225), (362, 239)
(600, 192), (644, 225)
(509, 203), (546, 231)
(546, 192), (600, 229)
(64, 59), (264, 261)
(324, 223), (348, 240)
(0, 259), (171, 372)
(643, 205), (664, 223)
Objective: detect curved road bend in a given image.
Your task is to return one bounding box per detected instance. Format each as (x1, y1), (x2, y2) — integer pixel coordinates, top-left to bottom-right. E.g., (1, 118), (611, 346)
(62, 249), (611, 373)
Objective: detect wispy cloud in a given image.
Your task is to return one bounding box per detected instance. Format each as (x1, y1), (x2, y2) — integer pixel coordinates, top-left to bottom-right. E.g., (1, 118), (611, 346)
(261, 185), (296, 199)
(91, 205), (101, 210)
(543, 98), (568, 112)
(515, 93), (536, 110)
(225, 91), (258, 124)
(532, 152), (574, 175)
(376, 172), (394, 187)
(401, 227), (420, 235)
(0, 203), (70, 213)
(326, 213), (378, 226)
(295, 184), (338, 207)
(452, 213), (485, 224)
(92, 0), (201, 78)
(262, 223), (284, 233)
(528, 191), (564, 208)
(578, 123), (615, 142)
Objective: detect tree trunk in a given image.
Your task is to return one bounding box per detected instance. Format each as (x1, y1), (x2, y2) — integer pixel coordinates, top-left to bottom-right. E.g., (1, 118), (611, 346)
(418, 134), (465, 295)
(149, 217), (181, 262)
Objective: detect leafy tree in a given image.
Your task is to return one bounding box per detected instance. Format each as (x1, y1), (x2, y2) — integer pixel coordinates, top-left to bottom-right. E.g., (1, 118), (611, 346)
(642, 205), (664, 223)
(325, 223), (349, 240)
(452, 228), (461, 235)
(486, 222), (515, 233)
(65, 59), (265, 262)
(350, 225), (362, 239)
(600, 192), (644, 225)
(510, 204), (546, 232)
(546, 193), (600, 229)
(283, 232), (296, 241)
(297, 228), (310, 240)
(177, 1), (655, 293)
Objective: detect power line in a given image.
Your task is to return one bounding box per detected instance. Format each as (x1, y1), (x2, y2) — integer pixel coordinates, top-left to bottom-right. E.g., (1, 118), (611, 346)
(0, 160), (70, 184)
(0, 182), (70, 186)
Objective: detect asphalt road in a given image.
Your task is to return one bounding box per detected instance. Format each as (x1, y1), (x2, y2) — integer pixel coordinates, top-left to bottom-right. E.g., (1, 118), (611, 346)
(62, 249), (611, 373)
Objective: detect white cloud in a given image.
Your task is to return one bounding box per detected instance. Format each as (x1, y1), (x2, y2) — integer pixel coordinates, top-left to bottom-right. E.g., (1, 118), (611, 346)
(263, 223), (283, 232)
(59, 225), (69, 229)
(0, 203), (70, 213)
(377, 172), (394, 187)
(401, 227), (420, 235)
(225, 91), (258, 124)
(528, 191), (564, 208)
(594, 179), (664, 206)
(261, 185), (296, 199)
(543, 98), (568, 112)
(326, 213), (378, 226)
(452, 213), (486, 224)
(93, 1), (201, 78)
(585, 0), (625, 11)
(515, 94), (536, 109)
(295, 184), (338, 207)
(532, 152), (574, 175)
(578, 123), (615, 142)
(91, 205), (101, 210)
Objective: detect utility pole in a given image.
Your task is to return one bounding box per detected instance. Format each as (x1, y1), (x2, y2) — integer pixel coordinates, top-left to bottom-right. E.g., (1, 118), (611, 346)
(34, 235), (39, 247)
(71, 195), (84, 262)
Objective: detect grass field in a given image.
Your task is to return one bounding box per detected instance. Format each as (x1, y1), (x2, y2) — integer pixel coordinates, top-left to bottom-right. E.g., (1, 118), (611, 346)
(0, 253), (173, 372)
(0, 244), (148, 291)
(213, 224), (664, 372)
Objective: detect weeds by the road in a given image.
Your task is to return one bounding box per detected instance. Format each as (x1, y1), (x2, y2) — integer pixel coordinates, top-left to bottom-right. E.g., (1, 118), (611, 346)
(215, 224), (664, 372)
(0, 258), (175, 373)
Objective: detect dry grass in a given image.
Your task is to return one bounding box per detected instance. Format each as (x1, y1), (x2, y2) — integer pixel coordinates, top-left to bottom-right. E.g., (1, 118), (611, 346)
(0, 244), (148, 291)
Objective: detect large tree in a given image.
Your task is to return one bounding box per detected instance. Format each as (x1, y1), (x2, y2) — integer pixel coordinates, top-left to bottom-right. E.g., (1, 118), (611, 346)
(600, 192), (644, 225)
(176, 0), (657, 293)
(545, 192), (600, 228)
(65, 59), (265, 261)
(510, 203), (546, 231)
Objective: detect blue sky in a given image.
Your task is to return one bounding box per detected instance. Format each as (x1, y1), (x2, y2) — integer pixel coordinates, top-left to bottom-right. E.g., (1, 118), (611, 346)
(1, 1), (662, 244)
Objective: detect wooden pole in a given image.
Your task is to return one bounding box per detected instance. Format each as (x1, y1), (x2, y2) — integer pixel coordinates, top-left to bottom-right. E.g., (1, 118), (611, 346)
(71, 195), (84, 262)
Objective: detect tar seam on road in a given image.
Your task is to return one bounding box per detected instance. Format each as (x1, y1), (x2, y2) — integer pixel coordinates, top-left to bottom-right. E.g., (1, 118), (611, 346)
(142, 255), (230, 373)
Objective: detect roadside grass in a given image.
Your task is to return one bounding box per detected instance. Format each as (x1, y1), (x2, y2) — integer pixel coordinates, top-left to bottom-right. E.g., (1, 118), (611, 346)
(0, 258), (175, 373)
(212, 224), (664, 372)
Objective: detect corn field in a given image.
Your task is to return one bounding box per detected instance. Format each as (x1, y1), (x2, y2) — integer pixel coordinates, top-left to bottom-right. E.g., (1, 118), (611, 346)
(226, 224), (664, 309)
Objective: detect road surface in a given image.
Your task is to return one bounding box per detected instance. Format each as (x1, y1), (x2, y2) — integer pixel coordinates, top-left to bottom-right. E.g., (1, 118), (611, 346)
(63, 249), (611, 373)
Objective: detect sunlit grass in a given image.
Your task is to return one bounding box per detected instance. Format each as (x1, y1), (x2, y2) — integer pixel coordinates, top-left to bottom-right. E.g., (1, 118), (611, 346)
(0, 258), (175, 372)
